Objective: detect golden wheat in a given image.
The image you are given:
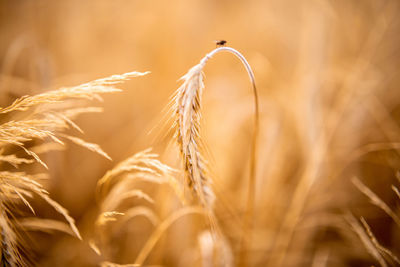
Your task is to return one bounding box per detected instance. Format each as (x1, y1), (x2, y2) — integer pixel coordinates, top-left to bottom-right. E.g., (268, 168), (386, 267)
(169, 46), (259, 266)
(2, 2), (399, 266)
(170, 47), (258, 211)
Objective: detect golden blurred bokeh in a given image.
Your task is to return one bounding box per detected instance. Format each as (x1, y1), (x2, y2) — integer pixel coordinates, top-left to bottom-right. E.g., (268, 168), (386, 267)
(1, 0), (400, 266)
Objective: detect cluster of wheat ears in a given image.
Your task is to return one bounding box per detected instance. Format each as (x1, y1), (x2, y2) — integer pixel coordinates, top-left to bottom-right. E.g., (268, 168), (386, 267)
(0, 46), (399, 267)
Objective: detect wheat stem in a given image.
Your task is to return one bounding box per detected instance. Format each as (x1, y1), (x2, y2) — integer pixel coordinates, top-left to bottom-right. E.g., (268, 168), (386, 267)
(203, 48), (259, 266)
(134, 206), (204, 265)
(173, 46), (259, 266)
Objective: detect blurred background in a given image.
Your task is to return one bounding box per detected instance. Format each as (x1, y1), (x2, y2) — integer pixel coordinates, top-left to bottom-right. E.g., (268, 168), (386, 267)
(1, 0), (400, 266)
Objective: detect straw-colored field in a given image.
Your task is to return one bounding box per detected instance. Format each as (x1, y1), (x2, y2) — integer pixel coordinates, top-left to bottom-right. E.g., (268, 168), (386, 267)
(1, 1), (400, 266)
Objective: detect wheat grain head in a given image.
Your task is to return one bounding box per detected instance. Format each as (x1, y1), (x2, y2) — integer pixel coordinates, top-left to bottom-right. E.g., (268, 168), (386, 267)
(171, 47), (259, 213)
(170, 47), (259, 266)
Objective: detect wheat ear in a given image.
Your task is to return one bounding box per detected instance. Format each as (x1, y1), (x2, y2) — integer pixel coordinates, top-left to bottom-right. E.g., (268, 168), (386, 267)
(171, 46), (259, 263)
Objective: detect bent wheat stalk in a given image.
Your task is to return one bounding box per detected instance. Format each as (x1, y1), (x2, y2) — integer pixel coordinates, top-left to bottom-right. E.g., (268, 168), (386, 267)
(170, 47), (259, 265)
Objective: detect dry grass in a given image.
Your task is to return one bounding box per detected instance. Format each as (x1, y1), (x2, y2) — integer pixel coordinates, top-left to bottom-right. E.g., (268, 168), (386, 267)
(169, 47), (258, 209)
(0, 71), (148, 266)
(168, 47), (258, 266)
(93, 149), (182, 256)
(1, 1), (400, 267)
(350, 177), (400, 266)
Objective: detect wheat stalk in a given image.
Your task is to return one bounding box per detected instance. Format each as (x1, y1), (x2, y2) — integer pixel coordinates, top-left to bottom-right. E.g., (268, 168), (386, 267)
(170, 46), (259, 265)
(134, 206), (205, 265)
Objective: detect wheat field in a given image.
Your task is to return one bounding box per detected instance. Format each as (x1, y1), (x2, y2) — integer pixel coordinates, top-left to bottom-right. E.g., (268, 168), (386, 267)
(1, 1), (400, 266)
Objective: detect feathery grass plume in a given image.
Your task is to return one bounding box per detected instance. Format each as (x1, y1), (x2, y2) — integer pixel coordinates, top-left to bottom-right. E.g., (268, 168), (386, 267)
(93, 148), (184, 261)
(96, 148), (184, 203)
(0, 71), (149, 114)
(18, 218), (76, 236)
(0, 71), (149, 166)
(0, 205), (23, 267)
(169, 46), (259, 265)
(0, 152), (34, 168)
(0, 70), (149, 265)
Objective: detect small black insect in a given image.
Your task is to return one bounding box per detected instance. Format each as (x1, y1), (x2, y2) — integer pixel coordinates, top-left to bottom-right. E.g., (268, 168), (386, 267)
(215, 40), (227, 47)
